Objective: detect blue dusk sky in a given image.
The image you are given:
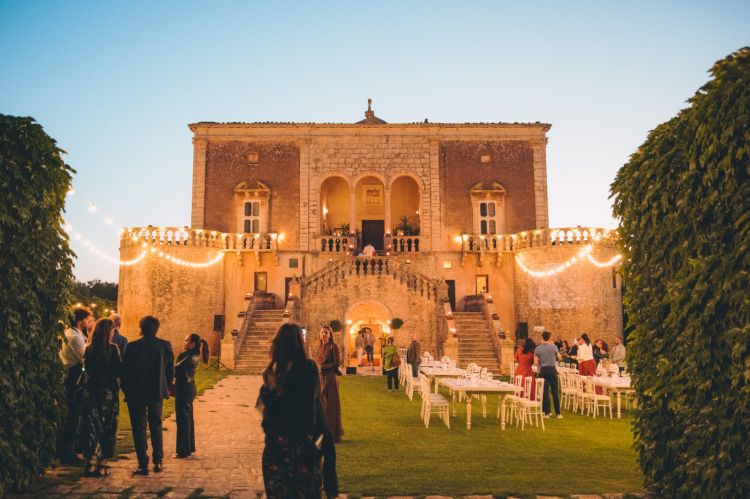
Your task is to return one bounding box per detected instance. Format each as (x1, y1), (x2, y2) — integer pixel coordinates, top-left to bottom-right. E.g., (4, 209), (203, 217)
(1, 1), (748, 282)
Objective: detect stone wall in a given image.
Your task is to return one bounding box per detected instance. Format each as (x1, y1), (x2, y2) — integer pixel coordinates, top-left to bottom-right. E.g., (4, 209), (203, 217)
(513, 245), (623, 345)
(117, 244), (225, 354)
(203, 141), (300, 249)
(440, 140), (538, 235)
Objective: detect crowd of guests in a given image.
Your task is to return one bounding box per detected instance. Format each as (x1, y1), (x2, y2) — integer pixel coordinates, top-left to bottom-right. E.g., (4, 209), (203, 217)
(515, 331), (628, 418)
(58, 307), (207, 477)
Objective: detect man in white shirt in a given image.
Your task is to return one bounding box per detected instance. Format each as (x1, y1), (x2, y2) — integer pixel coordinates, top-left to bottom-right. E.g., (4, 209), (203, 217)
(610, 336), (627, 368)
(360, 244), (376, 257)
(59, 307), (94, 463)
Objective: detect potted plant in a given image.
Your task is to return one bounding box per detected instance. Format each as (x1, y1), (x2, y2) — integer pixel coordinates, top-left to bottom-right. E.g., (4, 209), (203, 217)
(329, 319), (342, 332)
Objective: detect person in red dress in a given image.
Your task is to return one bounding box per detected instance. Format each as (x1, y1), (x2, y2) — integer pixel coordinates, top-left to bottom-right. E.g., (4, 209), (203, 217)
(577, 333), (597, 376)
(515, 338), (537, 399)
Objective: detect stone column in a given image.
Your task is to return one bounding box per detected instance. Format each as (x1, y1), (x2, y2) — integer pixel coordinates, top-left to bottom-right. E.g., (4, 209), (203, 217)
(428, 139), (442, 251)
(349, 189), (356, 234)
(191, 138), (208, 229)
(384, 187), (392, 234)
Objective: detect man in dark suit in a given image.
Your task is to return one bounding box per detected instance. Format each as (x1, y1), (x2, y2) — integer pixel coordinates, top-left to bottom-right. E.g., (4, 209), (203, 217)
(122, 316), (174, 475)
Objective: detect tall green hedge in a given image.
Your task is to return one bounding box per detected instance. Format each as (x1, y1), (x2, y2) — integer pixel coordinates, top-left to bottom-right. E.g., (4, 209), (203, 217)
(611, 48), (749, 497)
(0, 115), (74, 494)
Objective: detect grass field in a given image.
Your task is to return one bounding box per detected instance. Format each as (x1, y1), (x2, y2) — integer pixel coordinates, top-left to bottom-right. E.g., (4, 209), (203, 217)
(336, 375), (643, 497)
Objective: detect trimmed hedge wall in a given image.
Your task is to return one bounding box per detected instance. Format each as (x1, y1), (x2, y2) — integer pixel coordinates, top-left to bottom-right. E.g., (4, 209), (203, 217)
(611, 48), (749, 497)
(0, 115), (74, 494)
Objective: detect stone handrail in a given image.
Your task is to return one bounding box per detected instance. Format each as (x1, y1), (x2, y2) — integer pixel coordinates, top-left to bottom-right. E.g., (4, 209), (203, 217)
(388, 235), (421, 253)
(461, 226), (617, 253)
(313, 235), (356, 254)
(121, 226), (278, 252)
(302, 256), (442, 302)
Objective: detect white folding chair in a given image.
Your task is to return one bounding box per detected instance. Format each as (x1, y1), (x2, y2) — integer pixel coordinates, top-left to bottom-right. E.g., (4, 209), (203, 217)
(517, 378), (546, 430)
(583, 377), (612, 418)
(405, 363), (422, 401)
(418, 373), (450, 428)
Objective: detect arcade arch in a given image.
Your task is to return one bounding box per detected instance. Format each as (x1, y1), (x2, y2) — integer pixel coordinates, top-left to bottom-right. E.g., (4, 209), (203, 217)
(344, 299), (392, 368)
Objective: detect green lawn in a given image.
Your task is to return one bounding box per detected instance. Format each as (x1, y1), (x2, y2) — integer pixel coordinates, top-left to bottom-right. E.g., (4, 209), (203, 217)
(337, 376), (643, 497)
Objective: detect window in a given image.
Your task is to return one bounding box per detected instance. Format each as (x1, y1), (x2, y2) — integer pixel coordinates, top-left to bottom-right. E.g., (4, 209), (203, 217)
(243, 201), (261, 233)
(479, 202), (497, 234)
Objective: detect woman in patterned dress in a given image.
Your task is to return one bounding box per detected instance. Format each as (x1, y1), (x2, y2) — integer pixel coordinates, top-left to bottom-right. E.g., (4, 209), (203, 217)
(515, 338), (537, 399)
(81, 318), (121, 477)
(259, 323), (338, 498)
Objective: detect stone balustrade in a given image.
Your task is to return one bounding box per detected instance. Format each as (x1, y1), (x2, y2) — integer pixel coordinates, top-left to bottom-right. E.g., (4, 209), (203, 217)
(313, 235), (356, 253)
(121, 226), (278, 252)
(388, 235), (421, 253)
(461, 226), (617, 253)
(302, 256), (442, 302)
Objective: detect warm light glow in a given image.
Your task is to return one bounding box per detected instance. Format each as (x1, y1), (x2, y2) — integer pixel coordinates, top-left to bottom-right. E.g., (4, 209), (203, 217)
(515, 245), (622, 277)
(87, 202), (98, 212)
(586, 253), (623, 267)
(454, 235), (463, 244)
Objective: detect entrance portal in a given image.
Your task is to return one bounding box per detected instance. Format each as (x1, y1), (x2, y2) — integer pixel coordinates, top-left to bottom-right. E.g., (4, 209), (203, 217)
(361, 220), (385, 251)
(345, 299), (392, 369)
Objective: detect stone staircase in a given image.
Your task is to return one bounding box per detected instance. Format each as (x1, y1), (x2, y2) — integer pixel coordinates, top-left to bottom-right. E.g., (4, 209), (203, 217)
(453, 311), (501, 373)
(234, 309), (285, 372)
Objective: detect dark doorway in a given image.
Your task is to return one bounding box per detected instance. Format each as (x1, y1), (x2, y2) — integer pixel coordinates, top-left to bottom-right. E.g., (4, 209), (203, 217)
(284, 277), (293, 305)
(254, 272), (267, 292)
(361, 220), (385, 251)
(446, 279), (456, 311)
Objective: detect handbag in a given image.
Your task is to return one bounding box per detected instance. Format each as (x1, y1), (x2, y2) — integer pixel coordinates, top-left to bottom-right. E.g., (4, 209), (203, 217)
(391, 352), (401, 368)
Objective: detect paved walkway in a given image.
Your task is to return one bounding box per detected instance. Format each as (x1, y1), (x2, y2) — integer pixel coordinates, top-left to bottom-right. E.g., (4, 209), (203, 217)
(50, 375), (265, 498)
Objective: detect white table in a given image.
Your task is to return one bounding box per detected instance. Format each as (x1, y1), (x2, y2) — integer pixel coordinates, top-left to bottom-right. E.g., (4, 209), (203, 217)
(419, 366), (466, 393)
(440, 378), (521, 430)
(590, 376), (633, 418)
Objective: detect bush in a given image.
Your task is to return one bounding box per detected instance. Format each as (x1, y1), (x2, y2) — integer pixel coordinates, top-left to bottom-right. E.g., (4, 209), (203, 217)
(390, 318), (404, 330)
(328, 319), (342, 332)
(611, 48), (750, 497)
(0, 115), (74, 494)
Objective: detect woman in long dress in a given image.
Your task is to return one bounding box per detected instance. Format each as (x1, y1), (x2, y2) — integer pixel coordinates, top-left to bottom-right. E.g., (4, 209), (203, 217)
(81, 318), (121, 477)
(514, 338), (536, 399)
(173, 333), (208, 458)
(259, 323), (338, 498)
(316, 326), (343, 443)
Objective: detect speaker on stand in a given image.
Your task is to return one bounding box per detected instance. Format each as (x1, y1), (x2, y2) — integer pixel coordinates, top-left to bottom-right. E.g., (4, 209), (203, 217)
(213, 314), (229, 370)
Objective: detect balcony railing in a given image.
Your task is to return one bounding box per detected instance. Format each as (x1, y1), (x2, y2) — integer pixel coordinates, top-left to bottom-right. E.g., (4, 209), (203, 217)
(460, 227), (618, 253)
(313, 235), (356, 254)
(121, 226), (278, 252)
(388, 235), (421, 253)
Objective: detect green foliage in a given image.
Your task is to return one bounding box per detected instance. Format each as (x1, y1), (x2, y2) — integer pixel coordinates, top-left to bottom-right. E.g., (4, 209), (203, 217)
(0, 115), (74, 494)
(395, 215), (419, 236)
(611, 48), (750, 497)
(390, 317), (404, 329)
(71, 279), (118, 318)
(328, 319), (342, 332)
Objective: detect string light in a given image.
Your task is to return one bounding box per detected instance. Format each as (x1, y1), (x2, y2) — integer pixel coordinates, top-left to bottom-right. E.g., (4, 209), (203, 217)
(515, 245), (622, 278)
(64, 221), (147, 266)
(586, 253), (623, 268)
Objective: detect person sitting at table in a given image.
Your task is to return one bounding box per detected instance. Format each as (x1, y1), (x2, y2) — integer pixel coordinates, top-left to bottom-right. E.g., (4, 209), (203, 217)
(577, 334), (596, 376)
(514, 338), (536, 399)
(593, 339), (609, 365)
(566, 339), (578, 368)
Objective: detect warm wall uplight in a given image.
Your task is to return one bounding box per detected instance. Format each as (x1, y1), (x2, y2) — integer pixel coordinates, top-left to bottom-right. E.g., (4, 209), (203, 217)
(346, 319), (353, 325)
(278, 233), (286, 241)
(442, 260), (452, 269)
(454, 235), (463, 244)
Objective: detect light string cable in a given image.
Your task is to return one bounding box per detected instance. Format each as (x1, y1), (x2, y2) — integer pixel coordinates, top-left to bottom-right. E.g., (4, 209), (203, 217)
(515, 244), (622, 278)
(65, 187), (223, 268)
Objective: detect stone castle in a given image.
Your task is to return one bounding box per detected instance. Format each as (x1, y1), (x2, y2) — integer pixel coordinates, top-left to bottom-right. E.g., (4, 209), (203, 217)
(118, 102), (623, 373)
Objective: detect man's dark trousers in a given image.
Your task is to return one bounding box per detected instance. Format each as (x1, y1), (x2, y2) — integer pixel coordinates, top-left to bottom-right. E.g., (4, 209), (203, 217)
(127, 400), (164, 468)
(60, 365), (83, 460)
(539, 366), (561, 415)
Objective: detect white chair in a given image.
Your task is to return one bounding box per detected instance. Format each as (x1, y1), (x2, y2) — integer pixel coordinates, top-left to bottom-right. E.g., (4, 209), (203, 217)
(569, 374), (586, 414)
(561, 372), (578, 411)
(583, 377), (612, 418)
(499, 374), (523, 419)
(510, 376), (533, 427)
(405, 363), (422, 401)
(418, 373), (450, 428)
(516, 378), (546, 430)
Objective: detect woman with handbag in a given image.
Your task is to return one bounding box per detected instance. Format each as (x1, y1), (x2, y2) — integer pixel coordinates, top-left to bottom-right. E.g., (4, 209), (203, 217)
(80, 318), (122, 477)
(259, 323), (339, 498)
(173, 333), (209, 458)
(382, 337), (400, 392)
(316, 326), (343, 443)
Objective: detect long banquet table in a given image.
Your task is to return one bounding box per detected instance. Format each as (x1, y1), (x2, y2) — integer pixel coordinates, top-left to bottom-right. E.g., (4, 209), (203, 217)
(590, 376), (633, 418)
(419, 366), (466, 393)
(439, 378), (521, 430)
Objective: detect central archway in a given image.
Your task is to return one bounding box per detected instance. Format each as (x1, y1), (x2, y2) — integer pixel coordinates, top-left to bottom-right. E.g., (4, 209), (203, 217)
(345, 299), (392, 369)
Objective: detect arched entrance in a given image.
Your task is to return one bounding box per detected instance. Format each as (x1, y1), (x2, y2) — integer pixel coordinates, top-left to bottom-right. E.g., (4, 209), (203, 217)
(320, 176), (351, 235)
(345, 299), (392, 369)
(390, 175), (421, 236)
(355, 175), (386, 251)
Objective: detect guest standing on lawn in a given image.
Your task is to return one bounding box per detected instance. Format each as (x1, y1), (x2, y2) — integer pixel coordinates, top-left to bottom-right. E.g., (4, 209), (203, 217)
(515, 338), (537, 399)
(577, 333), (596, 376)
(610, 336), (627, 369)
(259, 323), (338, 498)
(122, 316), (174, 475)
(406, 332), (421, 378)
(316, 326), (343, 443)
(58, 306), (94, 464)
(382, 337), (400, 392)
(355, 329), (365, 367)
(173, 333), (209, 459)
(364, 327), (375, 369)
(534, 331), (563, 418)
(109, 313), (128, 360)
(80, 318), (122, 477)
